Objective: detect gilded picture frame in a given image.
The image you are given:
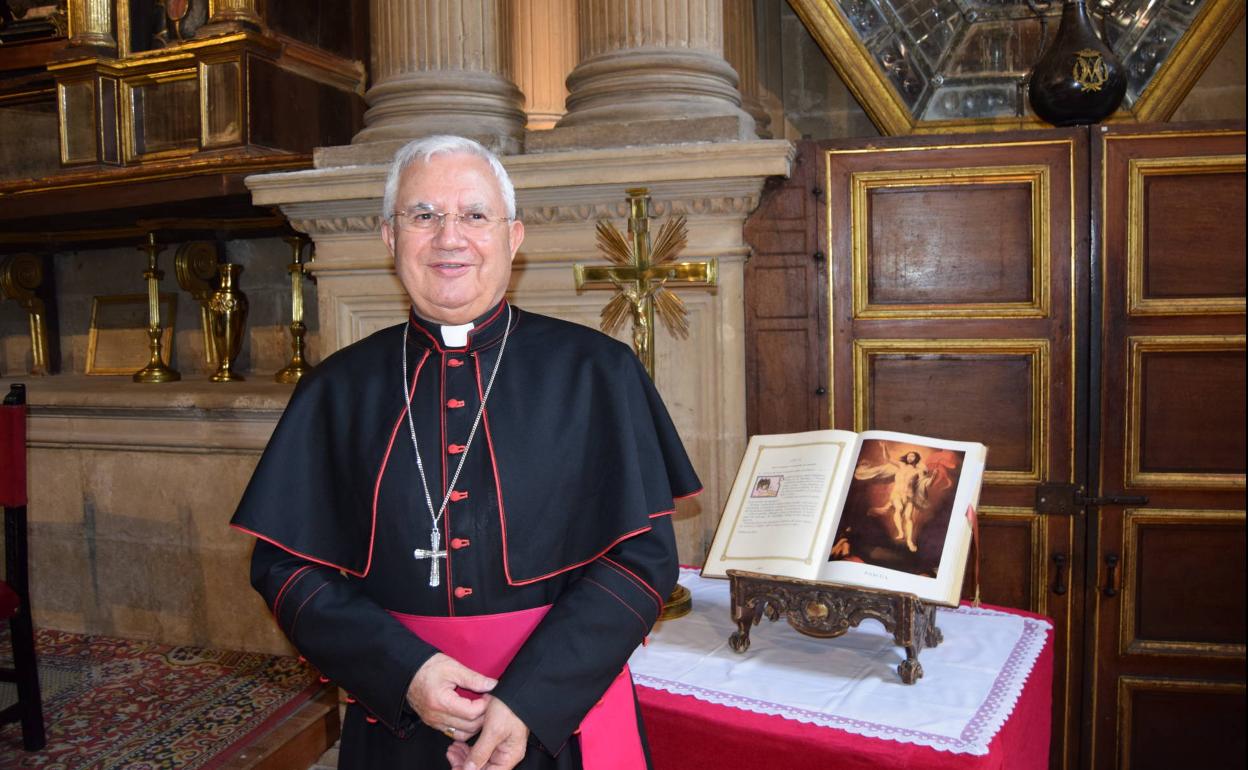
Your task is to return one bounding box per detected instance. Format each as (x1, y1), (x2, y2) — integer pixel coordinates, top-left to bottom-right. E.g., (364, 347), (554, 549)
(85, 292), (177, 375)
(786, 0), (1245, 134)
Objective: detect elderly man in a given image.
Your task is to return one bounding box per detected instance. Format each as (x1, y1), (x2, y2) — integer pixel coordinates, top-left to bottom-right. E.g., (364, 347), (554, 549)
(231, 135), (699, 770)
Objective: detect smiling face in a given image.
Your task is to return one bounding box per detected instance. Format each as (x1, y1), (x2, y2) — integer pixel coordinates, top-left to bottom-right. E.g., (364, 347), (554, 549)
(382, 152), (525, 325)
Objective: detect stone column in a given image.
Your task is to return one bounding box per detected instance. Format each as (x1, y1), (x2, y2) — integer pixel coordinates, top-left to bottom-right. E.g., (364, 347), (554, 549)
(350, 0), (526, 154)
(723, 0), (771, 138)
(549, 0), (754, 144)
(511, 0), (579, 130)
(67, 0), (115, 50)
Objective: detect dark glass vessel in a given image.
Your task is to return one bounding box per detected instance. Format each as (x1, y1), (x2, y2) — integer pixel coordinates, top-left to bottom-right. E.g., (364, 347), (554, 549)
(1028, 0), (1127, 126)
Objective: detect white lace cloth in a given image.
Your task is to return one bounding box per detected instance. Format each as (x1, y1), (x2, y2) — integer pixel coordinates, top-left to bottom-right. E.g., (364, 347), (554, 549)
(628, 569), (1051, 755)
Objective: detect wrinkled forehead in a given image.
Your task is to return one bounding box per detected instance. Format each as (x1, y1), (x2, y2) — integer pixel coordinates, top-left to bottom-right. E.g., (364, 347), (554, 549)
(398, 153), (505, 210)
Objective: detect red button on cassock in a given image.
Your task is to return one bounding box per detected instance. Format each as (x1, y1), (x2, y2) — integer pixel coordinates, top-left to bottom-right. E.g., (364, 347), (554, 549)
(447, 399), (465, 409)
(447, 358), (465, 367)
(450, 490), (469, 502)
(454, 586), (473, 599)
(451, 538), (471, 550)
(448, 444), (466, 454)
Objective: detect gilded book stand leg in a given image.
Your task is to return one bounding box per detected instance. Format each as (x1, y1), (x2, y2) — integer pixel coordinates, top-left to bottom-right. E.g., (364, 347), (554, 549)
(727, 570), (943, 685)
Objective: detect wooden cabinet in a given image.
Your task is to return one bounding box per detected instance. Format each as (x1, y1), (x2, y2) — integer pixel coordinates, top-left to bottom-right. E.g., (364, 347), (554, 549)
(743, 123), (1245, 769)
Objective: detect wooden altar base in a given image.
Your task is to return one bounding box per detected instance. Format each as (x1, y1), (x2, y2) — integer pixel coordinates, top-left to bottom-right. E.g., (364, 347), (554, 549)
(726, 569), (944, 684)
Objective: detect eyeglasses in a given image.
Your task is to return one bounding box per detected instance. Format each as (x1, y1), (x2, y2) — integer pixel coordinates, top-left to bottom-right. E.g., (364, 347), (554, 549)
(391, 208), (512, 232)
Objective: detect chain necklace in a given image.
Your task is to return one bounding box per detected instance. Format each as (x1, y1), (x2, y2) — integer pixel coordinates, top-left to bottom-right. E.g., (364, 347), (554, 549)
(402, 304), (511, 587)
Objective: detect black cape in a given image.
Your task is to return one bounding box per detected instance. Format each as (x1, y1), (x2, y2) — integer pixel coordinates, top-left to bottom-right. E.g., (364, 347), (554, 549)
(232, 303), (701, 584)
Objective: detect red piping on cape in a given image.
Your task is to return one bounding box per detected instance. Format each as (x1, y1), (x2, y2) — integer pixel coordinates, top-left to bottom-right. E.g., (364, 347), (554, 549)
(506, 523), (656, 587)
(230, 523), (362, 576)
(647, 488), (704, 518)
(600, 556), (663, 615)
(364, 347), (430, 578)
(272, 565), (315, 620)
(583, 577), (649, 635)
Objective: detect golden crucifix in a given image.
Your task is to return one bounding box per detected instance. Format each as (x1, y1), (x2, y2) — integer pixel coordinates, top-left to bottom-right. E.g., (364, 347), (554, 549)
(573, 188), (717, 620)
(573, 188), (717, 379)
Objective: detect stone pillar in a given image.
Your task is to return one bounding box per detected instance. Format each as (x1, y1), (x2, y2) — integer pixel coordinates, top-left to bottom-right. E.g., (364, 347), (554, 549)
(547, 0), (754, 145)
(67, 0), (115, 50)
(511, 0), (579, 130)
(723, 0), (771, 138)
(350, 0), (526, 154)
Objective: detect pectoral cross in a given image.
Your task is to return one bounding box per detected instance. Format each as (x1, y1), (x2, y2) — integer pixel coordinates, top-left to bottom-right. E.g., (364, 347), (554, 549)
(573, 188), (716, 379)
(413, 529), (448, 587)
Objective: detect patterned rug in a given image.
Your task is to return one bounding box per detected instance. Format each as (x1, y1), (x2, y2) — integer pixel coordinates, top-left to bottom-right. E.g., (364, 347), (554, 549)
(0, 628), (321, 770)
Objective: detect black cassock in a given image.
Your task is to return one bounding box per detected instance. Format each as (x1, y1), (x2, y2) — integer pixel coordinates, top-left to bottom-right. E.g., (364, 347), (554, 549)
(231, 302), (701, 769)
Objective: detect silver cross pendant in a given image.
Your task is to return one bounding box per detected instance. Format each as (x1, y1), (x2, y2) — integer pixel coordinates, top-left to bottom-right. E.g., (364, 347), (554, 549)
(412, 529), (448, 587)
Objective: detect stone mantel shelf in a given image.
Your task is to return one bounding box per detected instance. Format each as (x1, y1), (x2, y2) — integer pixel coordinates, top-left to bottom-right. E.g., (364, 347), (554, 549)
(245, 140), (797, 207)
(5, 376), (291, 453)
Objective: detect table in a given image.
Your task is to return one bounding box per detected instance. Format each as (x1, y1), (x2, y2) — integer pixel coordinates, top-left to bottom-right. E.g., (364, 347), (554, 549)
(631, 571), (1052, 770)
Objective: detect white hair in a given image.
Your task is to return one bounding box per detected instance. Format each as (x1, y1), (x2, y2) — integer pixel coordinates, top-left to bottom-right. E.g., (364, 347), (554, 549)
(381, 135), (517, 221)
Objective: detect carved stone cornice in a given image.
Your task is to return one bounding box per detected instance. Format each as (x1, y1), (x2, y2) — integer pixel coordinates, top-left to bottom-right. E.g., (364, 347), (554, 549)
(517, 194), (761, 225)
(247, 140), (796, 236)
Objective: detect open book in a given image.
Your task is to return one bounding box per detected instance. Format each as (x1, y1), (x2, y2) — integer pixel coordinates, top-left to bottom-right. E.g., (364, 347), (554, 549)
(701, 429), (987, 606)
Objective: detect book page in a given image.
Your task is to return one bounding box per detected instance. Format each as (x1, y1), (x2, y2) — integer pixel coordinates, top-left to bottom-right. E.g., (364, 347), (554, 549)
(820, 430), (987, 604)
(702, 430), (860, 580)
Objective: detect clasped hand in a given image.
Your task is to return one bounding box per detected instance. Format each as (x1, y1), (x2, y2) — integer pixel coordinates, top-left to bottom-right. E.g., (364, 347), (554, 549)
(407, 653), (529, 770)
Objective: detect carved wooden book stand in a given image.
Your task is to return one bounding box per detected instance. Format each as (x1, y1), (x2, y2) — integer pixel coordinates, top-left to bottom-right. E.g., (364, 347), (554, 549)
(727, 569), (944, 684)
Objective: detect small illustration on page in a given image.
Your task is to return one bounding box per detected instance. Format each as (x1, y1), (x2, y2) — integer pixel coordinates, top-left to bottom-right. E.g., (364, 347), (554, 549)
(750, 475), (782, 498)
(828, 440), (965, 577)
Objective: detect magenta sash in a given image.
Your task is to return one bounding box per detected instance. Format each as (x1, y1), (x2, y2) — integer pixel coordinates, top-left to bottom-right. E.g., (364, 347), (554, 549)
(389, 606), (646, 770)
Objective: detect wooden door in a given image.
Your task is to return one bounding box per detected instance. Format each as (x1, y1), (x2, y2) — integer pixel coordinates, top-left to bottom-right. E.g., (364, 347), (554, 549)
(744, 148), (828, 436)
(820, 129), (1088, 769)
(1089, 124), (1246, 770)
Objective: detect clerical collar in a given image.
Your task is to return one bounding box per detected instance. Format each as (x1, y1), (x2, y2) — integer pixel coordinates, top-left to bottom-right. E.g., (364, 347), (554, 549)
(407, 302), (511, 352)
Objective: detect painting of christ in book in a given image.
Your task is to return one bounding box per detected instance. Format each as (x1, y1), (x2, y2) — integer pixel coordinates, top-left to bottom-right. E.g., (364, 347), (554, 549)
(829, 440), (966, 578)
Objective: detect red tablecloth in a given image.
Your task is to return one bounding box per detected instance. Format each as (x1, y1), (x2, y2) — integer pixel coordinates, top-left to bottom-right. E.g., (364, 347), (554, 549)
(638, 607), (1052, 770)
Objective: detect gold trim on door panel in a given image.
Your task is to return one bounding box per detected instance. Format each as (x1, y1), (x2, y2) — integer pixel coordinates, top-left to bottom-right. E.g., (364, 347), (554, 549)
(850, 165), (1052, 320)
(1117, 677), (1246, 769)
(1119, 508), (1246, 658)
(1127, 155), (1247, 317)
(1126, 335), (1247, 490)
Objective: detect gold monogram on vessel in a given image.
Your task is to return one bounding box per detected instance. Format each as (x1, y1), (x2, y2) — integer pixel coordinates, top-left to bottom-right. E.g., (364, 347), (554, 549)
(1071, 49), (1109, 91)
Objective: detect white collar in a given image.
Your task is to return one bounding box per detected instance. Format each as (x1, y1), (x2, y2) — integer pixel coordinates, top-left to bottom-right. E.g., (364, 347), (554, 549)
(441, 322), (474, 348)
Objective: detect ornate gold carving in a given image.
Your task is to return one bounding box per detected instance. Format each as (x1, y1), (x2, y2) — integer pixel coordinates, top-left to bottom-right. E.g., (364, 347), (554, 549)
(1125, 335), (1246, 490)
(1118, 508), (1246, 659)
(573, 188), (714, 377)
(849, 165), (1052, 320)
(1126, 155), (1247, 317)
(852, 338), (1051, 485)
(0, 253), (52, 375)
(174, 240), (221, 366)
(727, 570), (943, 684)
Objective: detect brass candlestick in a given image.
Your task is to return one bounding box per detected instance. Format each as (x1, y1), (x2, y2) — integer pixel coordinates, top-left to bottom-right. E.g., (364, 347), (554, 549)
(275, 236), (312, 383)
(133, 233), (180, 383)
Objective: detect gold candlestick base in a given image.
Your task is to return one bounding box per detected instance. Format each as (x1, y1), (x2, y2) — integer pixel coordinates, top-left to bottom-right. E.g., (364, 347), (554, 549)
(659, 584), (692, 621)
(275, 321), (311, 383)
(133, 327), (180, 383)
